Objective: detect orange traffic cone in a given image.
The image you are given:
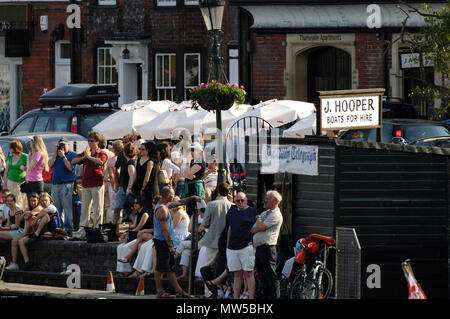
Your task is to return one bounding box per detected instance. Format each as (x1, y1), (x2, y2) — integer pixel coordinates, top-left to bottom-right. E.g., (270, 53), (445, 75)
(136, 276), (145, 296)
(106, 271), (115, 292)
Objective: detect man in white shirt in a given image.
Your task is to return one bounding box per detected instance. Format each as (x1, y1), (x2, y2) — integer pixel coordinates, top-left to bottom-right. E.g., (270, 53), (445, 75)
(251, 190), (283, 299)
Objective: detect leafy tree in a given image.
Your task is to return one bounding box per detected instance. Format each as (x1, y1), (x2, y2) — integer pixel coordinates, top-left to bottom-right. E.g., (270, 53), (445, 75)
(396, 1), (449, 119)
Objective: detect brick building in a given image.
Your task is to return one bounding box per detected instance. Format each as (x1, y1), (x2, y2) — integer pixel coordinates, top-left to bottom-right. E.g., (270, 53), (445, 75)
(0, 0), (239, 129)
(229, 0), (447, 113)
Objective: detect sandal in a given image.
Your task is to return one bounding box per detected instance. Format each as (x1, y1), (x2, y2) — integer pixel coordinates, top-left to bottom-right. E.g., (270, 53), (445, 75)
(176, 290), (195, 299)
(157, 292), (176, 299)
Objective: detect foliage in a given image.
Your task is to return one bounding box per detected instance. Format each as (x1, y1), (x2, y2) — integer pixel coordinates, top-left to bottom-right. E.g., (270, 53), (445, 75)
(189, 81), (246, 111)
(398, 1), (449, 119)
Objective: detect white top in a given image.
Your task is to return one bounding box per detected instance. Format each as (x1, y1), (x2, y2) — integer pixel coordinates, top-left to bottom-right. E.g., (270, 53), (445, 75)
(162, 158), (180, 179)
(0, 203), (8, 220)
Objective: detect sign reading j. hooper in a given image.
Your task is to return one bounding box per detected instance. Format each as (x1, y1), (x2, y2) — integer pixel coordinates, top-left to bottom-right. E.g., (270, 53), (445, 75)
(321, 95), (380, 130)
(319, 89), (384, 131)
(261, 144), (318, 175)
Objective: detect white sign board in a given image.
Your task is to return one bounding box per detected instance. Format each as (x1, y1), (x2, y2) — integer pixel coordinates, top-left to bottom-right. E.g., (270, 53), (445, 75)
(400, 53), (434, 69)
(261, 144), (318, 176)
(320, 95), (381, 130)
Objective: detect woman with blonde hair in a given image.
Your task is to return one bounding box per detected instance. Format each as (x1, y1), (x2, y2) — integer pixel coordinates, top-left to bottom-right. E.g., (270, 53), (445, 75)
(3, 140), (28, 209)
(25, 135), (49, 198)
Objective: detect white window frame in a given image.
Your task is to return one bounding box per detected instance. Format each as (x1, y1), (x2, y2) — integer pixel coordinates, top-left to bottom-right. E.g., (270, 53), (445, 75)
(155, 53), (177, 100)
(97, 47), (117, 85)
(185, 0), (199, 5)
(157, 0), (177, 7)
(228, 48), (239, 85)
(98, 0), (117, 5)
(184, 53), (201, 100)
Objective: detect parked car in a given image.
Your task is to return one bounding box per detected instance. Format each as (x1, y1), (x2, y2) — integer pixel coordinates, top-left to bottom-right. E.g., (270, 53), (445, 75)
(409, 136), (450, 148)
(339, 119), (450, 144)
(2, 84), (120, 137)
(0, 132), (88, 191)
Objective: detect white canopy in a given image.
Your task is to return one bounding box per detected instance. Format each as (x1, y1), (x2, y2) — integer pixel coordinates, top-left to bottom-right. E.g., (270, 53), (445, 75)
(282, 112), (317, 138)
(227, 99), (316, 130)
(93, 104), (162, 140)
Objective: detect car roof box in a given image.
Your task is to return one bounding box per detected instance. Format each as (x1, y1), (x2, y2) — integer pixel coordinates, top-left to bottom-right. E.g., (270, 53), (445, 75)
(38, 84), (119, 107)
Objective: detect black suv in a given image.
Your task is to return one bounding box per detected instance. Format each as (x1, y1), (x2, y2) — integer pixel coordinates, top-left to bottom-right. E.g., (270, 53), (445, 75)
(4, 84), (120, 138)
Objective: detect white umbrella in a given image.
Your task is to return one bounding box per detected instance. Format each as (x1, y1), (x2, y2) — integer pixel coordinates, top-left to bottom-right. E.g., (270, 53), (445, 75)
(138, 104), (203, 140)
(282, 112), (317, 138)
(122, 100), (175, 113)
(228, 100), (316, 129)
(200, 103), (250, 133)
(93, 104), (161, 140)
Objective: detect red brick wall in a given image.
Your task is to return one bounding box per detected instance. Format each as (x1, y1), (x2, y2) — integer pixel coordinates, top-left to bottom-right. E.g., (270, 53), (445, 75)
(251, 33), (287, 101)
(22, 4), (69, 113)
(355, 33), (385, 90)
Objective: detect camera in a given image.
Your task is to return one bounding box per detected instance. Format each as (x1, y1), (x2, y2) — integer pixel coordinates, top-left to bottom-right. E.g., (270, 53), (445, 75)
(58, 143), (65, 151)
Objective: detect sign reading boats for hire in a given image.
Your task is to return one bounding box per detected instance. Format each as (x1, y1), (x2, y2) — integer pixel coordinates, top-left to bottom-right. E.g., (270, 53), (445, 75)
(319, 89), (384, 131)
(261, 144), (318, 175)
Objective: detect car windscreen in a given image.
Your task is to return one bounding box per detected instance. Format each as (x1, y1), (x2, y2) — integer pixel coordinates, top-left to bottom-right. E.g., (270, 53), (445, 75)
(77, 112), (113, 137)
(341, 124), (394, 142)
(403, 124), (450, 143)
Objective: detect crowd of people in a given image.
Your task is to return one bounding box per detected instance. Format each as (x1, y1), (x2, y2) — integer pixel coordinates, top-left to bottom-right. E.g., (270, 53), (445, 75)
(0, 130), (285, 299)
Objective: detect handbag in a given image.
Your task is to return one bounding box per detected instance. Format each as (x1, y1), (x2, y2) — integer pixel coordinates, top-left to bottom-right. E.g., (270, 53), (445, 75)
(158, 168), (170, 185)
(85, 227), (108, 243)
(20, 182), (28, 194)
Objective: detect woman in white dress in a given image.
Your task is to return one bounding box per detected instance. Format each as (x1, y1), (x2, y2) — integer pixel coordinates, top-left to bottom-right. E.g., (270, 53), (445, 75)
(170, 197), (190, 249)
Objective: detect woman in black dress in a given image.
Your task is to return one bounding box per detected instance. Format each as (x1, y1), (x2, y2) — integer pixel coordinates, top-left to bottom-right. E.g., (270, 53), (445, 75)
(133, 141), (159, 213)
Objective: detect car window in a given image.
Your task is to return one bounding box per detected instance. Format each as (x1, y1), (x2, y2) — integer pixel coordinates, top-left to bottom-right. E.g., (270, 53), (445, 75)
(403, 124), (450, 143)
(33, 115), (52, 132)
(54, 117), (69, 132)
(77, 112), (113, 137)
(12, 117), (35, 134)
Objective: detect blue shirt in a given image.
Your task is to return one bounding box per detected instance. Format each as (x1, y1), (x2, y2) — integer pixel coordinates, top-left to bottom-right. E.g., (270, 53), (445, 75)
(226, 205), (258, 250)
(153, 203), (174, 242)
(51, 151), (77, 184)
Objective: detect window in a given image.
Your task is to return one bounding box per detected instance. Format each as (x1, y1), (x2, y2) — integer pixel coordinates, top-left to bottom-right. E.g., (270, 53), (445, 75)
(184, 53), (200, 100)
(156, 54), (177, 100)
(12, 117), (34, 135)
(57, 42), (71, 63)
(157, 0), (176, 6)
(98, 0), (116, 5)
(228, 48), (239, 85)
(33, 116), (51, 132)
(97, 47), (118, 85)
(54, 117), (69, 132)
(185, 0), (199, 5)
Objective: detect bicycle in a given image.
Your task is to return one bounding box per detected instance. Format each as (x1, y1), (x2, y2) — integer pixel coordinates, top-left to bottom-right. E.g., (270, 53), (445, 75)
(287, 234), (336, 299)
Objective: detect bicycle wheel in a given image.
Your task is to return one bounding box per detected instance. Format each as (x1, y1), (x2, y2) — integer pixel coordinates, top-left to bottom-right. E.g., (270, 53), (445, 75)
(315, 268), (333, 299)
(289, 276), (319, 299)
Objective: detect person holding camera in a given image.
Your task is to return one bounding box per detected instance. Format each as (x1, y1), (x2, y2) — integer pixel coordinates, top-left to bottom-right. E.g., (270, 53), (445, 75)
(49, 137), (77, 236)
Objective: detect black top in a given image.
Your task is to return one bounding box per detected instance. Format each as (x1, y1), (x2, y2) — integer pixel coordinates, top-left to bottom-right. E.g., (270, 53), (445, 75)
(135, 209), (153, 230)
(132, 158), (152, 195)
(186, 160), (206, 181)
(10, 211), (25, 229)
(119, 158), (137, 189)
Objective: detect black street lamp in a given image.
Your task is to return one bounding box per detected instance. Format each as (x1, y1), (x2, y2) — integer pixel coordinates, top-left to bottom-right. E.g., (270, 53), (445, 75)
(200, 0), (226, 187)
(186, 0), (226, 296)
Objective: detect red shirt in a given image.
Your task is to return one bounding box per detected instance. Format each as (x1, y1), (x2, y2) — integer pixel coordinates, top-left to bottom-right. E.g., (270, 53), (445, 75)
(74, 148), (108, 188)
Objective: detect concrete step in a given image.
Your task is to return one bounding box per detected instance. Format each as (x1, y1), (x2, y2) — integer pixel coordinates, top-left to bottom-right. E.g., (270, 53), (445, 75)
(2, 270), (204, 296)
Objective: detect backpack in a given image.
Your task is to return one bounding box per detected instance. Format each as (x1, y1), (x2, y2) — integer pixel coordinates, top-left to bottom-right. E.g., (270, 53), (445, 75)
(48, 210), (62, 229)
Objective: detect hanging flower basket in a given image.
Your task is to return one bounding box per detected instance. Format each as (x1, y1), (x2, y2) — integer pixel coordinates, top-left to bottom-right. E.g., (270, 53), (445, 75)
(190, 81), (246, 111)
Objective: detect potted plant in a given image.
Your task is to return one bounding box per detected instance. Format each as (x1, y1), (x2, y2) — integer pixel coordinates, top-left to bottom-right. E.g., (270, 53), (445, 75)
(189, 80), (246, 111)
